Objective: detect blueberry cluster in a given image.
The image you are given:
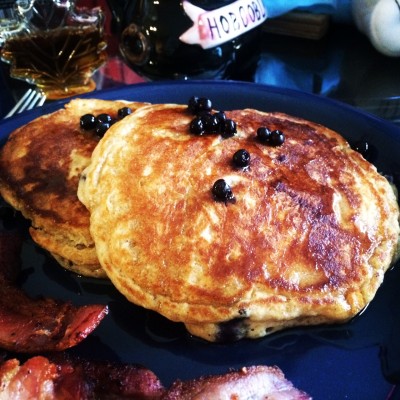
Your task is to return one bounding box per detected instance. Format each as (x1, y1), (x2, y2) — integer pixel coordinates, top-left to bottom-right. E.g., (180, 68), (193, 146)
(256, 126), (285, 146)
(80, 107), (132, 137)
(188, 96), (237, 138)
(212, 149), (251, 203)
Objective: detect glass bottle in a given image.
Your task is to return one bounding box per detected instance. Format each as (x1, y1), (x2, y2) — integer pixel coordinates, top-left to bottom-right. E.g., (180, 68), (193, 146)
(118, 0), (266, 80)
(0, 0), (107, 99)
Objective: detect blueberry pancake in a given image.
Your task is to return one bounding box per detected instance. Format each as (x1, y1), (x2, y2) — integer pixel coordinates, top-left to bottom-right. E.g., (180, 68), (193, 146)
(0, 98), (147, 277)
(78, 102), (400, 340)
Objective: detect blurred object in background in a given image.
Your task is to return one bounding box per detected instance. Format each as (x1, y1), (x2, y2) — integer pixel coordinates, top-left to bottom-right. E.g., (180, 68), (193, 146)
(352, 0), (400, 57)
(254, 22), (400, 125)
(262, 0), (352, 21)
(262, 11), (330, 40)
(0, 0), (108, 100)
(110, 0), (267, 80)
(95, 55), (145, 89)
(263, 0), (399, 57)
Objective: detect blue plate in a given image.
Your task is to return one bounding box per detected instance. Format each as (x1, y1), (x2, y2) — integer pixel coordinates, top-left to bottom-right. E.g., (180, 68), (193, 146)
(1, 81), (400, 399)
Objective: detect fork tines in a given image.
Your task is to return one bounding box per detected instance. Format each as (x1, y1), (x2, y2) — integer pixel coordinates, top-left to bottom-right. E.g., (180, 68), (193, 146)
(4, 88), (46, 119)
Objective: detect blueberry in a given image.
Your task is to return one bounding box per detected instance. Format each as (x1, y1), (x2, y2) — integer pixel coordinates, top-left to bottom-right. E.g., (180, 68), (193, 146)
(80, 114), (96, 130)
(203, 113), (220, 133)
(95, 122), (110, 137)
(270, 130), (285, 146)
(190, 116), (205, 135)
(188, 96), (212, 114)
(216, 318), (248, 343)
(214, 111), (226, 124)
(197, 97), (212, 113)
(96, 113), (113, 124)
(188, 96), (200, 114)
(233, 149), (250, 168)
(212, 179), (235, 202)
(352, 140), (369, 155)
(352, 139), (377, 162)
(118, 107), (132, 118)
(256, 127), (271, 143)
(221, 119), (237, 138)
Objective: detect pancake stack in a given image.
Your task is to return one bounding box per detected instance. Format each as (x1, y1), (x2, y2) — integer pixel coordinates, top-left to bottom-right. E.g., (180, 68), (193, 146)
(77, 102), (400, 341)
(1, 98), (398, 341)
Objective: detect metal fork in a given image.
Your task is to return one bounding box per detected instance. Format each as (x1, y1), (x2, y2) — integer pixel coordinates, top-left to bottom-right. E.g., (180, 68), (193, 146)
(4, 88), (46, 119)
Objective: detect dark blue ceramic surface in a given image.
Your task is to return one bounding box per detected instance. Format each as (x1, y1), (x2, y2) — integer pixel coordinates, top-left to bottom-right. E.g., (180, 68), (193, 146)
(1, 81), (400, 400)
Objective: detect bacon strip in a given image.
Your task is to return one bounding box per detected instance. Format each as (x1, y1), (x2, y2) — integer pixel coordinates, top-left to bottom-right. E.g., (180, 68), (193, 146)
(0, 357), (58, 399)
(0, 355), (165, 400)
(53, 355), (165, 399)
(0, 286), (108, 352)
(0, 355), (312, 400)
(0, 230), (108, 353)
(162, 365), (312, 400)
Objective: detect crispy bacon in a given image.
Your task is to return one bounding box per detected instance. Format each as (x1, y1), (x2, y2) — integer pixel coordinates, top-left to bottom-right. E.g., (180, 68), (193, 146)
(0, 355), (312, 400)
(53, 355), (165, 399)
(0, 231), (108, 353)
(0, 286), (108, 352)
(0, 355), (165, 399)
(162, 365), (312, 400)
(0, 357), (58, 399)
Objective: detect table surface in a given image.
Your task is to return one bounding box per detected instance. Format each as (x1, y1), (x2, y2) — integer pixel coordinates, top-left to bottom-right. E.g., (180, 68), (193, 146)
(1, 22), (399, 126)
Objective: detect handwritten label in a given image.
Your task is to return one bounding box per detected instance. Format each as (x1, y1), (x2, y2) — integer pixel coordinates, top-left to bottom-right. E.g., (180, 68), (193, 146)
(180, 0), (267, 49)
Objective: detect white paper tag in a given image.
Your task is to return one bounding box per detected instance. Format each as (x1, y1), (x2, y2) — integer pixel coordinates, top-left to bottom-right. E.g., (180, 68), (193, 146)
(180, 0), (267, 49)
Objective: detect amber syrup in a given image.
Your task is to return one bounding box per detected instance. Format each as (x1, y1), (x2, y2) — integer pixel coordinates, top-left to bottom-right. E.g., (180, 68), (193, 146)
(1, 25), (107, 99)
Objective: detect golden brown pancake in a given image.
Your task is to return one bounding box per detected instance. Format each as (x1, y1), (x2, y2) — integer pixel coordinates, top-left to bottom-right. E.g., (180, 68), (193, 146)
(78, 103), (400, 340)
(0, 98), (147, 277)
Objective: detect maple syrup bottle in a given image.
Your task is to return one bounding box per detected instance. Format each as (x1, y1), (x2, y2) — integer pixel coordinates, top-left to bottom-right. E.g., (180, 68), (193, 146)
(119, 0), (267, 80)
(0, 0), (107, 99)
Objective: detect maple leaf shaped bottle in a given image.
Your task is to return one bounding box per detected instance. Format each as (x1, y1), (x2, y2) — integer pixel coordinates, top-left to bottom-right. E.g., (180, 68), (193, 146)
(0, 0), (108, 99)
